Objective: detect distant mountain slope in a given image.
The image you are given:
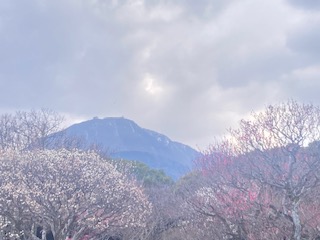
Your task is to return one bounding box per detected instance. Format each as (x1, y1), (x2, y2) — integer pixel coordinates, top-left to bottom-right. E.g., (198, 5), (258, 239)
(54, 117), (199, 179)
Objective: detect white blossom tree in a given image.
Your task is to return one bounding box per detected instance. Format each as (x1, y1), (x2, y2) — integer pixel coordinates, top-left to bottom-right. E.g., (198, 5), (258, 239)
(0, 149), (152, 240)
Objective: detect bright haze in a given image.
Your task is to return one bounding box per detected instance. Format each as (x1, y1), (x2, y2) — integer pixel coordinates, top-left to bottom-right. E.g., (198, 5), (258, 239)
(0, 0), (319, 149)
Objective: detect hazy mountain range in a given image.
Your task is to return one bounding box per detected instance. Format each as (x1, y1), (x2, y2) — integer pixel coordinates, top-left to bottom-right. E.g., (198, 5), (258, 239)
(52, 117), (199, 179)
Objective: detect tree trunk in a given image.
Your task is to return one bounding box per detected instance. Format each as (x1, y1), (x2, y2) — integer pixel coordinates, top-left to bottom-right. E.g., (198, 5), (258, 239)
(41, 229), (47, 240)
(292, 201), (301, 240)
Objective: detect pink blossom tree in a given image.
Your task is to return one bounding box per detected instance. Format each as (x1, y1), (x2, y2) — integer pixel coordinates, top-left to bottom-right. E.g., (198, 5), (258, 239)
(195, 101), (320, 240)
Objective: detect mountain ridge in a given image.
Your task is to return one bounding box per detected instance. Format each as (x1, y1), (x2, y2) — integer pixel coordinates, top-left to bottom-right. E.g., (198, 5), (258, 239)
(54, 117), (199, 179)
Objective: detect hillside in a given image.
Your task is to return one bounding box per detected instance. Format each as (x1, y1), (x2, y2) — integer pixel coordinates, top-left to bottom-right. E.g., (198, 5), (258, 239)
(52, 117), (199, 179)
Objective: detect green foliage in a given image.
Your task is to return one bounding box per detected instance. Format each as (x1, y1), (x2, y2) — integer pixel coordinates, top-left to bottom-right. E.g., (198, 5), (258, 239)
(131, 161), (174, 187)
(108, 158), (174, 187)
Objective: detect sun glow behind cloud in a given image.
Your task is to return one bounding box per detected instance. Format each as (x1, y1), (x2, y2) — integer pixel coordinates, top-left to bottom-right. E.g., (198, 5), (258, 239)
(143, 73), (163, 96)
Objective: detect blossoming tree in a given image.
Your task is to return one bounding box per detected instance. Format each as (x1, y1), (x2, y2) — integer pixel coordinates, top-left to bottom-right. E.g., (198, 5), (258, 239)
(0, 149), (152, 240)
(194, 101), (320, 240)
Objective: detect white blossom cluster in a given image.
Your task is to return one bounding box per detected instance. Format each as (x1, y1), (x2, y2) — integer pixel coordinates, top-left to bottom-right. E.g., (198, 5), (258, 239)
(0, 149), (152, 240)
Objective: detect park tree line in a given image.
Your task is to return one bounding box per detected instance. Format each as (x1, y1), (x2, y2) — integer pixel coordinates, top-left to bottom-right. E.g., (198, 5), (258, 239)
(1, 101), (320, 240)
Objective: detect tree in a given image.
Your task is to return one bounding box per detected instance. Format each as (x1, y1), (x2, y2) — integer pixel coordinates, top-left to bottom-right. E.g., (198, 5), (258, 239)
(0, 149), (152, 240)
(181, 154), (264, 239)
(0, 109), (64, 151)
(120, 161), (180, 240)
(197, 101), (320, 240)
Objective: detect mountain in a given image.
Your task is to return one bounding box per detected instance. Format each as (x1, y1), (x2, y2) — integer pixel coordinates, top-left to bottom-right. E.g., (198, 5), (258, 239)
(52, 117), (199, 179)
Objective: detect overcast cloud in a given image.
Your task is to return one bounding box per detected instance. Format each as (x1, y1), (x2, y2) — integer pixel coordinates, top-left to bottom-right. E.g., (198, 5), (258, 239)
(0, 0), (319, 149)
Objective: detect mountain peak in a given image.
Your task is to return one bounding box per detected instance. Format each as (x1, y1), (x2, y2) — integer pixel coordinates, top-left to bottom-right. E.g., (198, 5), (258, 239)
(59, 117), (199, 179)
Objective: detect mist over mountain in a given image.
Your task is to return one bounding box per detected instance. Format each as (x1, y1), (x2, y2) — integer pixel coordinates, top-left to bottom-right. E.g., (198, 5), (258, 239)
(54, 117), (199, 179)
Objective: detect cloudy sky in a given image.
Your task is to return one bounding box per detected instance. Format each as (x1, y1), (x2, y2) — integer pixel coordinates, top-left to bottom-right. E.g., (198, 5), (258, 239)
(0, 0), (320, 149)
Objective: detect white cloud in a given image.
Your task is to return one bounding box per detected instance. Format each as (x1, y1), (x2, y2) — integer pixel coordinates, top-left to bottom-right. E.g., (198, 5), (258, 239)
(0, 0), (319, 149)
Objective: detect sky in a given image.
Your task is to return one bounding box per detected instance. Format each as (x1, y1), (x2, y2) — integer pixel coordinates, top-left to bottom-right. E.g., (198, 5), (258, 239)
(0, 0), (320, 150)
